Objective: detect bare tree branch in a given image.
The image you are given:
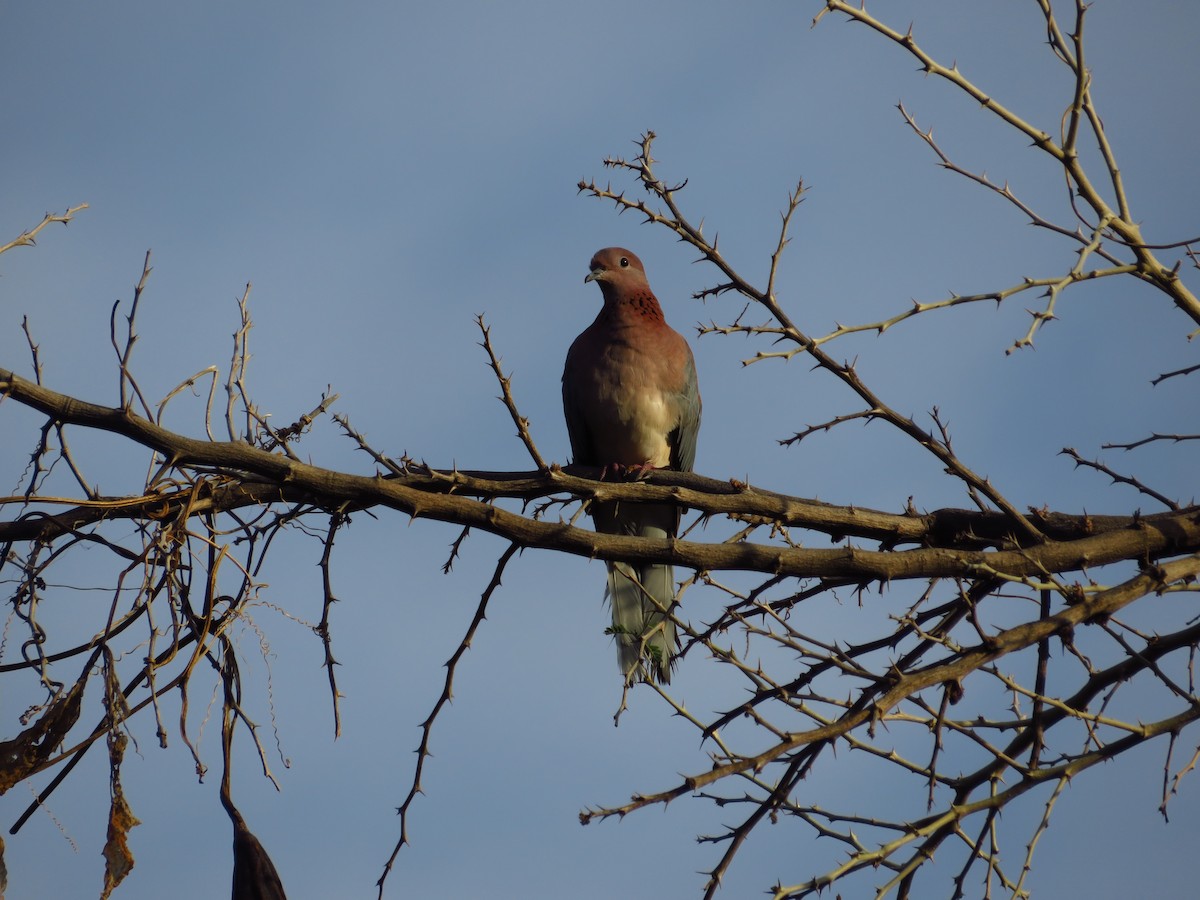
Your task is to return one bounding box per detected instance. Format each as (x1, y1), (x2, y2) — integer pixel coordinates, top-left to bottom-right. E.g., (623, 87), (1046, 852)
(2, 5), (1197, 899)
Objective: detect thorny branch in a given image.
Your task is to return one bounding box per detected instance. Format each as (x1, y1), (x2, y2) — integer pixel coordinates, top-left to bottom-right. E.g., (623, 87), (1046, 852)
(375, 544), (519, 900)
(564, 2), (1198, 896)
(476, 315), (547, 471)
(2, 4), (1199, 900)
(810, 0), (1200, 337)
(0, 205), (88, 256)
(1, 226), (318, 898)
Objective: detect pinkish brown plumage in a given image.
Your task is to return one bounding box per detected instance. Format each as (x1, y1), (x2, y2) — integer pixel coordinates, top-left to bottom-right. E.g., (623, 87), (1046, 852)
(563, 248), (700, 684)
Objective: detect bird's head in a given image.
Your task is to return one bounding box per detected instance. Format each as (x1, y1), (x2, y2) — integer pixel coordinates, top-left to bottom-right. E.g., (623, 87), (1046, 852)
(584, 247), (647, 288)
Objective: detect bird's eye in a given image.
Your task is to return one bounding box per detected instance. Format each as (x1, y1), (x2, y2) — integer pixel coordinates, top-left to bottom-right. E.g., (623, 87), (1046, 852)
(619, 257), (629, 267)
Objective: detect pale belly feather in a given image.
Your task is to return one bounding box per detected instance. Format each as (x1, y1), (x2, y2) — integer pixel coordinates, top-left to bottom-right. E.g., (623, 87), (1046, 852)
(585, 345), (677, 467)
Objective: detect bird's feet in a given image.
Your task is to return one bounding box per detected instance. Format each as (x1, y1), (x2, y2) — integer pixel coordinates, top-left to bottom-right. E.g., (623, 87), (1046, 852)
(599, 461), (657, 481)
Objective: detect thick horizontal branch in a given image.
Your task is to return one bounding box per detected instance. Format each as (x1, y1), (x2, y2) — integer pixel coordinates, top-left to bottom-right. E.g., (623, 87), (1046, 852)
(1, 464), (1167, 552)
(3, 367), (1199, 583)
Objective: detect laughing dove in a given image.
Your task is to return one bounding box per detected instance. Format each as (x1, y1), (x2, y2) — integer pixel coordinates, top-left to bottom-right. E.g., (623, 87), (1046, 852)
(562, 247), (701, 684)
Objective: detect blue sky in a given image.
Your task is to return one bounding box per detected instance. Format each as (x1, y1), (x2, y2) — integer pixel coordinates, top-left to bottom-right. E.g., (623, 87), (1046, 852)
(2, 2), (1198, 898)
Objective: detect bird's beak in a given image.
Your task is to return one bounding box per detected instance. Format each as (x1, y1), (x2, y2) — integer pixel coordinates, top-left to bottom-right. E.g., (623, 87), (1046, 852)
(584, 267), (603, 284)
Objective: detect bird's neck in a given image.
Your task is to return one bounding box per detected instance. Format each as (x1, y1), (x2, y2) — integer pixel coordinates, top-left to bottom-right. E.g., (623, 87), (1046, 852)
(600, 288), (666, 325)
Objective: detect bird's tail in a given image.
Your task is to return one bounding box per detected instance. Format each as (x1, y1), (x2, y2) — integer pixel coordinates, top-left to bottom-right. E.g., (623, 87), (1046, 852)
(606, 558), (677, 684)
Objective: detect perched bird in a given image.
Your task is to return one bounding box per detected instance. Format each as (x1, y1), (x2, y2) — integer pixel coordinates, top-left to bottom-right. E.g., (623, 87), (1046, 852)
(562, 247), (701, 684)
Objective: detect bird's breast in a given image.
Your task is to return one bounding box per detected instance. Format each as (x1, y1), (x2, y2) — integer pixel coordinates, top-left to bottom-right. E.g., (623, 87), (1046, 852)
(578, 340), (678, 468)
